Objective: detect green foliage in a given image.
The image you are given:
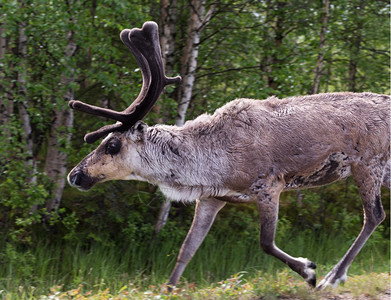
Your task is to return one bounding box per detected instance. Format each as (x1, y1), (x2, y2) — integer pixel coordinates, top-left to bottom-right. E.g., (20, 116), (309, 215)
(0, 229), (389, 298)
(0, 120), (49, 239)
(0, 0), (389, 297)
(3, 272), (389, 299)
(0, 121), (50, 293)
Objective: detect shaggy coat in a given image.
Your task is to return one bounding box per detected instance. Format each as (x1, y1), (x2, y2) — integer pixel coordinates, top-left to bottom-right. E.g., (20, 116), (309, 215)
(103, 92), (389, 202)
(68, 91), (390, 289)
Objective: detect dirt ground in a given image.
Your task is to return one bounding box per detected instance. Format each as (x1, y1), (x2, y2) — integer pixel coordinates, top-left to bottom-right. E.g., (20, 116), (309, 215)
(322, 288), (391, 300)
(277, 287), (391, 300)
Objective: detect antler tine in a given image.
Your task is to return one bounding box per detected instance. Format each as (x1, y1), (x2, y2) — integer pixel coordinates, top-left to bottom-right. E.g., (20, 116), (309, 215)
(69, 21), (181, 143)
(120, 22), (181, 117)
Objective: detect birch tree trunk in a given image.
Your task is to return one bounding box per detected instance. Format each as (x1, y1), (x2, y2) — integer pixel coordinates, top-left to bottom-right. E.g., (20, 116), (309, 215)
(152, 0), (178, 124)
(0, 21), (14, 137)
(160, 0), (177, 78)
(17, 20), (36, 183)
(44, 28), (76, 212)
(154, 0), (179, 234)
(0, 22), (4, 59)
(260, 1), (286, 93)
(312, 0), (329, 94)
(347, 1), (364, 92)
(154, 0), (216, 234)
(175, 0), (215, 126)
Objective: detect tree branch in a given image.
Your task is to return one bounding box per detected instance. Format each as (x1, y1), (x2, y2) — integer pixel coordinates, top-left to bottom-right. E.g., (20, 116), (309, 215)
(198, 65), (260, 78)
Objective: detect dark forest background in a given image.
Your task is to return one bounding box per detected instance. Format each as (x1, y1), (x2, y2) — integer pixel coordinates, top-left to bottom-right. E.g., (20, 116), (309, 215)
(0, 0), (389, 293)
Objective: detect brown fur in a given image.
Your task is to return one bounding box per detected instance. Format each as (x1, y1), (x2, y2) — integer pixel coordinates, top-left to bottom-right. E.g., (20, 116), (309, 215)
(68, 92), (390, 290)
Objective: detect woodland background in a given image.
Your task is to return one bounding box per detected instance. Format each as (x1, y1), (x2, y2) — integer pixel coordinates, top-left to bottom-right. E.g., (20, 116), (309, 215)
(0, 0), (390, 296)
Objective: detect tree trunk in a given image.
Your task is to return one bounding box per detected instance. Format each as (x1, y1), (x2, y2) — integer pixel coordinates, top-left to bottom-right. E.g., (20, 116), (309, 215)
(44, 107), (74, 212)
(0, 21), (14, 137)
(17, 20), (36, 183)
(347, 1), (364, 92)
(154, 0), (216, 234)
(260, 1), (286, 94)
(160, 0), (177, 78)
(175, 0), (215, 126)
(152, 0), (178, 124)
(154, 198), (172, 234)
(0, 22), (5, 59)
(44, 28), (76, 212)
(312, 0), (330, 94)
(154, 0), (179, 234)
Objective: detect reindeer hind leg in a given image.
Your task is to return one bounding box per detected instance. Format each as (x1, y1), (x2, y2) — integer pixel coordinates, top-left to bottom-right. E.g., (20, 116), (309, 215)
(317, 161), (386, 289)
(255, 176), (317, 287)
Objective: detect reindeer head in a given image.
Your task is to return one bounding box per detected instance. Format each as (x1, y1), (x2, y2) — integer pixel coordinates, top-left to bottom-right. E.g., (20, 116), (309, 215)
(67, 21), (181, 191)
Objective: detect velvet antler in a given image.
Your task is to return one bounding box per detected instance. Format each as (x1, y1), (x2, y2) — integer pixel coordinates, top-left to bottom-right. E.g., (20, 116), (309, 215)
(69, 21), (181, 143)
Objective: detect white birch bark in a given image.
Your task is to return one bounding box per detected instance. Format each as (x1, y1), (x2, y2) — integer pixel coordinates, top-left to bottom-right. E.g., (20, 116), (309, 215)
(155, 0), (216, 233)
(154, 0), (179, 234)
(0, 21), (14, 137)
(175, 0), (216, 126)
(44, 28), (76, 212)
(17, 22), (36, 183)
(160, 0), (177, 76)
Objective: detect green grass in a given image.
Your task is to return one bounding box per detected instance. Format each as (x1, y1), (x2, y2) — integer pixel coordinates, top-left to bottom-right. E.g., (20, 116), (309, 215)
(0, 230), (389, 299)
(3, 271), (390, 299)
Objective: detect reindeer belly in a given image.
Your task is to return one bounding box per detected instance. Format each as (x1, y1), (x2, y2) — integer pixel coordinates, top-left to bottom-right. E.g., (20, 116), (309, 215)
(283, 152), (351, 190)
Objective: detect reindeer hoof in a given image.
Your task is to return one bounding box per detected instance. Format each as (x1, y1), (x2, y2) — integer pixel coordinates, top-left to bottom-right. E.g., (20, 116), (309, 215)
(308, 276), (316, 287)
(306, 263), (317, 287)
(297, 257), (317, 287)
(317, 272), (347, 290)
(309, 262), (317, 269)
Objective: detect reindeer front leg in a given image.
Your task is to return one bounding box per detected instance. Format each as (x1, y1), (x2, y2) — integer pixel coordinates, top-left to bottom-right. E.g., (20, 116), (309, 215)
(167, 198), (226, 290)
(254, 175), (317, 286)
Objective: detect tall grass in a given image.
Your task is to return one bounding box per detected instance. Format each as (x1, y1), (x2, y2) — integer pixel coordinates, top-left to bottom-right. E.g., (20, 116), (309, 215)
(1, 227), (389, 299)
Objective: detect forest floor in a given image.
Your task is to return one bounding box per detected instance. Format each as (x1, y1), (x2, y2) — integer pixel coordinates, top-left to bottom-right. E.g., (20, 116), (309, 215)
(279, 287), (390, 300)
(318, 289), (390, 300)
(317, 274), (390, 300)
(36, 272), (389, 300)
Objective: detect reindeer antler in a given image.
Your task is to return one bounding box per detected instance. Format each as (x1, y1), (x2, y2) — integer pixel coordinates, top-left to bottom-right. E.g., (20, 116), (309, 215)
(69, 21), (181, 143)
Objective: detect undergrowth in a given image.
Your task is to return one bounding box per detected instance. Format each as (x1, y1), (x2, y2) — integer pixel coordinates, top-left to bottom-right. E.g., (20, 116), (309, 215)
(0, 229), (389, 299)
(3, 272), (390, 299)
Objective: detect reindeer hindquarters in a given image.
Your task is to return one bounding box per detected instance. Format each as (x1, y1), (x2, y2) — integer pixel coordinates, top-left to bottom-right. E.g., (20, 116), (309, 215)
(167, 198), (226, 290)
(317, 160), (386, 289)
(254, 175), (317, 286)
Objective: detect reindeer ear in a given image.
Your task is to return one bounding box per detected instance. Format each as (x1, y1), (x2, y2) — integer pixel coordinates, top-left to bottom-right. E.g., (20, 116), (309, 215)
(128, 120), (147, 142)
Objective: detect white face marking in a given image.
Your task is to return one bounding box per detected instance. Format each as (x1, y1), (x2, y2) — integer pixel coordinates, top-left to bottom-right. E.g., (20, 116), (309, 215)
(71, 132), (147, 188)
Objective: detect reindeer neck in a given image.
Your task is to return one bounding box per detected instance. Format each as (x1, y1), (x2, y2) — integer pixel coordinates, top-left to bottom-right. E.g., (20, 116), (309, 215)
(137, 124), (230, 201)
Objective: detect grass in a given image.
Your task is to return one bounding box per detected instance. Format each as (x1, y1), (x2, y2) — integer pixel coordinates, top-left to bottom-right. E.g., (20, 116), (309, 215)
(0, 230), (389, 299)
(3, 272), (390, 299)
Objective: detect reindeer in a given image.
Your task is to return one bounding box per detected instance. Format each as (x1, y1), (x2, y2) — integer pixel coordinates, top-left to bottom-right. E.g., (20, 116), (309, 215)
(67, 21), (390, 290)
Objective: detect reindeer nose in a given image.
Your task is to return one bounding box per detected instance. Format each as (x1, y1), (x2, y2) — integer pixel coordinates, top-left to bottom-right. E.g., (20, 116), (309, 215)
(68, 169), (95, 191)
(70, 170), (83, 186)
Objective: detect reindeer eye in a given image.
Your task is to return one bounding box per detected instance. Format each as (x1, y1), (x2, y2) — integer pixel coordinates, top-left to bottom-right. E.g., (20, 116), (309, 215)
(106, 137), (121, 155)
